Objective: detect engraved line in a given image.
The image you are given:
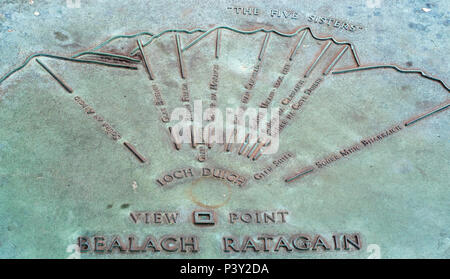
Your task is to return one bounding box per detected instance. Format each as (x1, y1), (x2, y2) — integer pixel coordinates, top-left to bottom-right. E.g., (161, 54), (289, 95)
(404, 100), (450, 126)
(190, 125), (195, 148)
(181, 28), (226, 51)
(258, 33), (271, 61)
(238, 134), (250, 155)
(185, 33), (204, 49)
(323, 46), (348, 75)
(246, 142), (258, 158)
(225, 130), (234, 152)
(35, 59), (73, 93)
(304, 41), (332, 78)
(215, 29), (221, 59)
(71, 51), (141, 63)
(206, 127), (213, 149)
(249, 141), (266, 160)
(251, 140), (271, 161)
(332, 65), (450, 92)
(175, 34), (186, 79)
(289, 30), (307, 61)
(168, 127), (181, 150)
(197, 126), (203, 146)
(253, 152), (263, 161)
(285, 167), (315, 183)
(137, 39), (155, 80)
(123, 142), (147, 163)
(190, 125), (198, 148)
(180, 29), (215, 53)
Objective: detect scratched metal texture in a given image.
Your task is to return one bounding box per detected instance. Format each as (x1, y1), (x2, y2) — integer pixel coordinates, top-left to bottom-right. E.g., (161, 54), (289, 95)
(0, 0), (449, 258)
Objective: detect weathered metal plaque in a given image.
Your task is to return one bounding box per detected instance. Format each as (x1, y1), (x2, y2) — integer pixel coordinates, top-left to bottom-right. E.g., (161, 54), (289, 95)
(0, 0), (448, 259)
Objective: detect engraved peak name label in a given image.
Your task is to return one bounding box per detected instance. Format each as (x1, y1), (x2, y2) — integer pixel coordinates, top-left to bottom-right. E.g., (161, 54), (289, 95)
(73, 96), (121, 140)
(207, 64), (220, 120)
(151, 84), (169, 123)
(241, 63), (262, 104)
(222, 233), (362, 252)
(254, 152), (294, 180)
(129, 211), (179, 224)
(245, 63), (261, 90)
(180, 83), (193, 121)
(151, 84), (165, 106)
(281, 79), (304, 106)
(315, 124), (403, 169)
(260, 62), (291, 108)
(360, 125), (403, 147)
(181, 83), (190, 102)
(78, 235), (199, 253)
(210, 64), (219, 91)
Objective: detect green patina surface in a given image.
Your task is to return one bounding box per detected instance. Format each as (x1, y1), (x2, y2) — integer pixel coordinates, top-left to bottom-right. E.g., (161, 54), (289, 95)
(0, 0), (448, 258)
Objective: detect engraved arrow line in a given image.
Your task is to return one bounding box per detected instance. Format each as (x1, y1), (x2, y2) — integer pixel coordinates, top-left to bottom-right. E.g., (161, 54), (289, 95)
(35, 59), (73, 93)
(304, 41), (332, 78)
(215, 29), (221, 59)
(404, 100), (450, 126)
(136, 39), (155, 80)
(285, 167), (315, 183)
(258, 33), (271, 61)
(123, 142), (147, 163)
(175, 34), (186, 79)
(289, 30), (308, 61)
